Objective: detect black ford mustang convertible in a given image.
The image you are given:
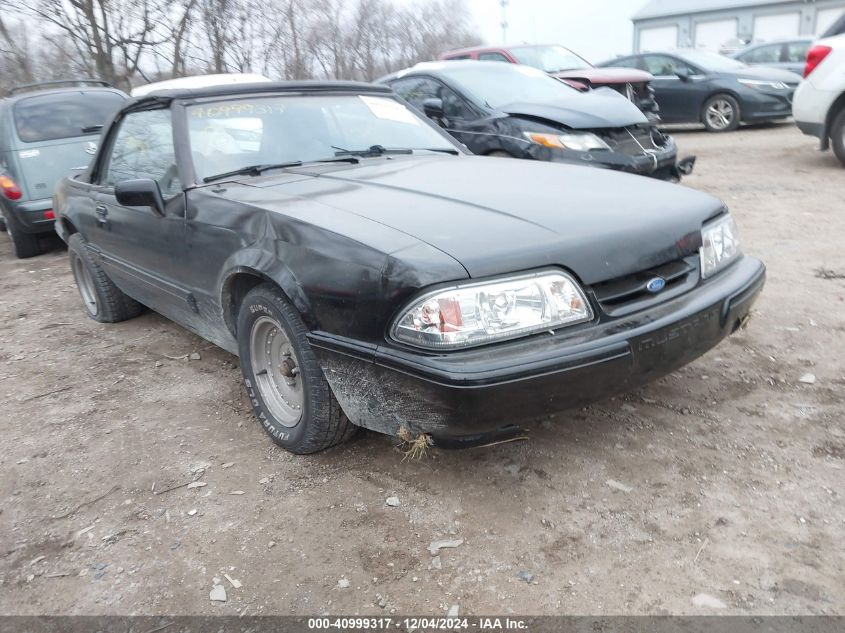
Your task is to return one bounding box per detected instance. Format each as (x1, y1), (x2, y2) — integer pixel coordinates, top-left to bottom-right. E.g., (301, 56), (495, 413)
(54, 81), (765, 454)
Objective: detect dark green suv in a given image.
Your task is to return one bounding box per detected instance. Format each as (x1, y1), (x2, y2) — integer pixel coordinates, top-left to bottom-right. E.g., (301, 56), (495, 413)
(0, 80), (126, 258)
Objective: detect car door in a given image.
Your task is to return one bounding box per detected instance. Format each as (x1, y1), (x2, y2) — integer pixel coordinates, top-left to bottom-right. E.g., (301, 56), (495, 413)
(783, 41), (811, 75)
(390, 76), (482, 152)
(642, 54), (704, 122)
(737, 43), (785, 70)
(92, 107), (193, 321)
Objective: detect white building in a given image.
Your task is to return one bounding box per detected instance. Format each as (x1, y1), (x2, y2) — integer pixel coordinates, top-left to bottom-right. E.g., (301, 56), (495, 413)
(632, 0), (845, 52)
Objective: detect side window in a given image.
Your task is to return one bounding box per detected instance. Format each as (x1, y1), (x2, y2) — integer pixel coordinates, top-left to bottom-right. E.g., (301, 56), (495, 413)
(478, 52), (510, 62)
(742, 44), (781, 64)
(643, 55), (694, 76)
(101, 109), (180, 196)
(439, 85), (472, 120)
(784, 41), (810, 63)
(612, 56), (645, 70)
(390, 77), (440, 111)
(391, 78), (472, 120)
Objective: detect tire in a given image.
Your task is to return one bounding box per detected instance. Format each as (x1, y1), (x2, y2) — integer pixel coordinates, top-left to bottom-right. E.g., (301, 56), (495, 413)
(67, 233), (142, 323)
(702, 94), (741, 132)
(0, 215), (6, 232)
(7, 220), (41, 258)
(832, 108), (845, 168)
(237, 283), (356, 454)
(487, 150), (514, 157)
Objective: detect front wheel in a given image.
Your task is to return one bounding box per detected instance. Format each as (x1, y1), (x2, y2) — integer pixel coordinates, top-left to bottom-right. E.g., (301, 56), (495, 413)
(237, 283), (356, 454)
(702, 94), (740, 132)
(831, 108), (845, 167)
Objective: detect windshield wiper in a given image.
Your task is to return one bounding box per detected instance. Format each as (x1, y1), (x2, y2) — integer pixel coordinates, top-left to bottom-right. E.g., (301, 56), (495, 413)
(203, 162), (303, 183)
(333, 144), (459, 158)
(202, 157), (362, 184)
(413, 147), (460, 155)
(333, 144), (412, 158)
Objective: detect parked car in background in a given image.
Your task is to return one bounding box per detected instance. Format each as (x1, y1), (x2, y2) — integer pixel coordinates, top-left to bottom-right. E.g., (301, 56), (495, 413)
(793, 14), (845, 166)
(730, 38), (814, 75)
(0, 79), (126, 257)
(382, 61), (693, 180)
(439, 44), (659, 118)
(54, 80), (764, 454)
(601, 49), (801, 132)
(130, 73), (271, 97)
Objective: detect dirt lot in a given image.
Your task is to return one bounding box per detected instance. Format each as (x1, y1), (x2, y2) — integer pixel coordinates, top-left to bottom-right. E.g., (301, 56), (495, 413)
(1, 123), (843, 616)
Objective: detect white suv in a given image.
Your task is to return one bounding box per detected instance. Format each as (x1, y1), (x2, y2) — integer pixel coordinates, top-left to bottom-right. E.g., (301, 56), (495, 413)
(793, 14), (845, 166)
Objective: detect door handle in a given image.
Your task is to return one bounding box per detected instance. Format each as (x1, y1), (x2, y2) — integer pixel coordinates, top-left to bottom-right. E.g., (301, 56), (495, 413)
(95, 204), (108, 225)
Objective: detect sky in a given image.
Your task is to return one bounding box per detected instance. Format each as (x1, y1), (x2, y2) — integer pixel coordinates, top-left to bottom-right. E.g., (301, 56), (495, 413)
(465, 0), (647, 63)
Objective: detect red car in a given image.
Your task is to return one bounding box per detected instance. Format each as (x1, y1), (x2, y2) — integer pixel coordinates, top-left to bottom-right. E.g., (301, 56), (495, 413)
(439, 44), (659, 118)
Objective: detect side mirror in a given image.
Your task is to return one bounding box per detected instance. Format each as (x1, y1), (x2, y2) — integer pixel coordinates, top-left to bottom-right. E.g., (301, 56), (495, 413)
(115, 179), (165, 217)
(675, 67), (691, 81)
(422, 97), (445, 121)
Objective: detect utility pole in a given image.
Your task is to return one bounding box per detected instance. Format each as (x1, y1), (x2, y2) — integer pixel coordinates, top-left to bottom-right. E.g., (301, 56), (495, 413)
(500, 0), (509, 42)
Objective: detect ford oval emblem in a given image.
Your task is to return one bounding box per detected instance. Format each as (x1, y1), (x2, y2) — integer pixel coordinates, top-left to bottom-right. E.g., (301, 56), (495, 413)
(646, 277), (666, 293)
(84, 142), (97, 155)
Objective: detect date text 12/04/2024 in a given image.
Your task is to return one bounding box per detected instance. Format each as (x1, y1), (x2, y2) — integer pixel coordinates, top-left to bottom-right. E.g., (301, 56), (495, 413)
(307, 617), (529, 630)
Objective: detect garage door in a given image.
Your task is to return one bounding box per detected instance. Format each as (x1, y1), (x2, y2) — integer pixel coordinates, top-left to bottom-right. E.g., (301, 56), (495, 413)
(694, 18), (738, 51)
(754, 12), (801, 40)
(639, 25), (678, 51)
(816, 7), (844, 35)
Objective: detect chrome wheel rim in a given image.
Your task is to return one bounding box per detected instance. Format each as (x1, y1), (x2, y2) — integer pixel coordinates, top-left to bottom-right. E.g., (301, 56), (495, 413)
(249, 316), (303, 427)
(72, 255), (98, 317)
(706, 99), (735, 130)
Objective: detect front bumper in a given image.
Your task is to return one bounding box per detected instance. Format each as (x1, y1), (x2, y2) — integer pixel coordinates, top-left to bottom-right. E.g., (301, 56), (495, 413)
(547, 134), (690, 181)
(740, 88), (796, 122)
(310, 256), (765, 439)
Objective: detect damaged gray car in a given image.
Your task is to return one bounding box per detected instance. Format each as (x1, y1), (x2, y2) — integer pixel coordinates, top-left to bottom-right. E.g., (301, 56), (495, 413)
(55, 81), (764, 454)
(382, 61), (694, 180)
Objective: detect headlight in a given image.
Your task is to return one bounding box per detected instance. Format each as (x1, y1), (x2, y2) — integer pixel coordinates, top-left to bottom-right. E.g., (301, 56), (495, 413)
(737, 78), (788, 90)
(700, 214), (741, 279)
(524, 131), (610, 152)
(391, 271), (593, 350)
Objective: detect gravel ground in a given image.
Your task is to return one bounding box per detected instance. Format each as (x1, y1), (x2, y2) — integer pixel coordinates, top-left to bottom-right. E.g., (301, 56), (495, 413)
(0, 123), (843, 616)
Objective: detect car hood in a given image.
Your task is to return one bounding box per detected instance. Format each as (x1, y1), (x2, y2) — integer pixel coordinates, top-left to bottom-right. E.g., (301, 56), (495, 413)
(232, 156), (721, 285)
(499, 89), (648, 129)
(720, 65), (803, 83)
(552, 67), (654, 85)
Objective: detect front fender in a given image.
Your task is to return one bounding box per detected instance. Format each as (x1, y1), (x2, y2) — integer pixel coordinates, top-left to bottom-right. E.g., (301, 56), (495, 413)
(218, 248), (315, 336)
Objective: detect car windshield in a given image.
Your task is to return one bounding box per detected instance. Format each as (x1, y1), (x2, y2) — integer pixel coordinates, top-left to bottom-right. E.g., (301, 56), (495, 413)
(438, 64), (577, 109)
(675, 50), (747, 72)
(186, 94), (457, 180)
(510, 45), (592, 72)
(13, 91), (125, 143)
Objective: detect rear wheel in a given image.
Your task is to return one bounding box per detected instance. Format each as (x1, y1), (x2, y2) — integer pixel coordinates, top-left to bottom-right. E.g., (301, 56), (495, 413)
(7, 221), (41, 258)
(237, 283), (356, 454)
(68, 233), (142, 322)
(702, 94), (740, 132)
(832, 108), (845, 167)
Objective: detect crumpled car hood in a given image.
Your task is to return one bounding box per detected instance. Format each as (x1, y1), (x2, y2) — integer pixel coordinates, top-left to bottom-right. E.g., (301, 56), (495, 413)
(500, 88), (649, 129)
(232, 156), (722, 285)
(552, 66), (654, 85)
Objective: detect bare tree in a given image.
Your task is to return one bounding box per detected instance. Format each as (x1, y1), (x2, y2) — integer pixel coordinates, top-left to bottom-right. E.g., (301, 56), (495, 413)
(0, 0), (482, 92)
(9, 0), (173, 88)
